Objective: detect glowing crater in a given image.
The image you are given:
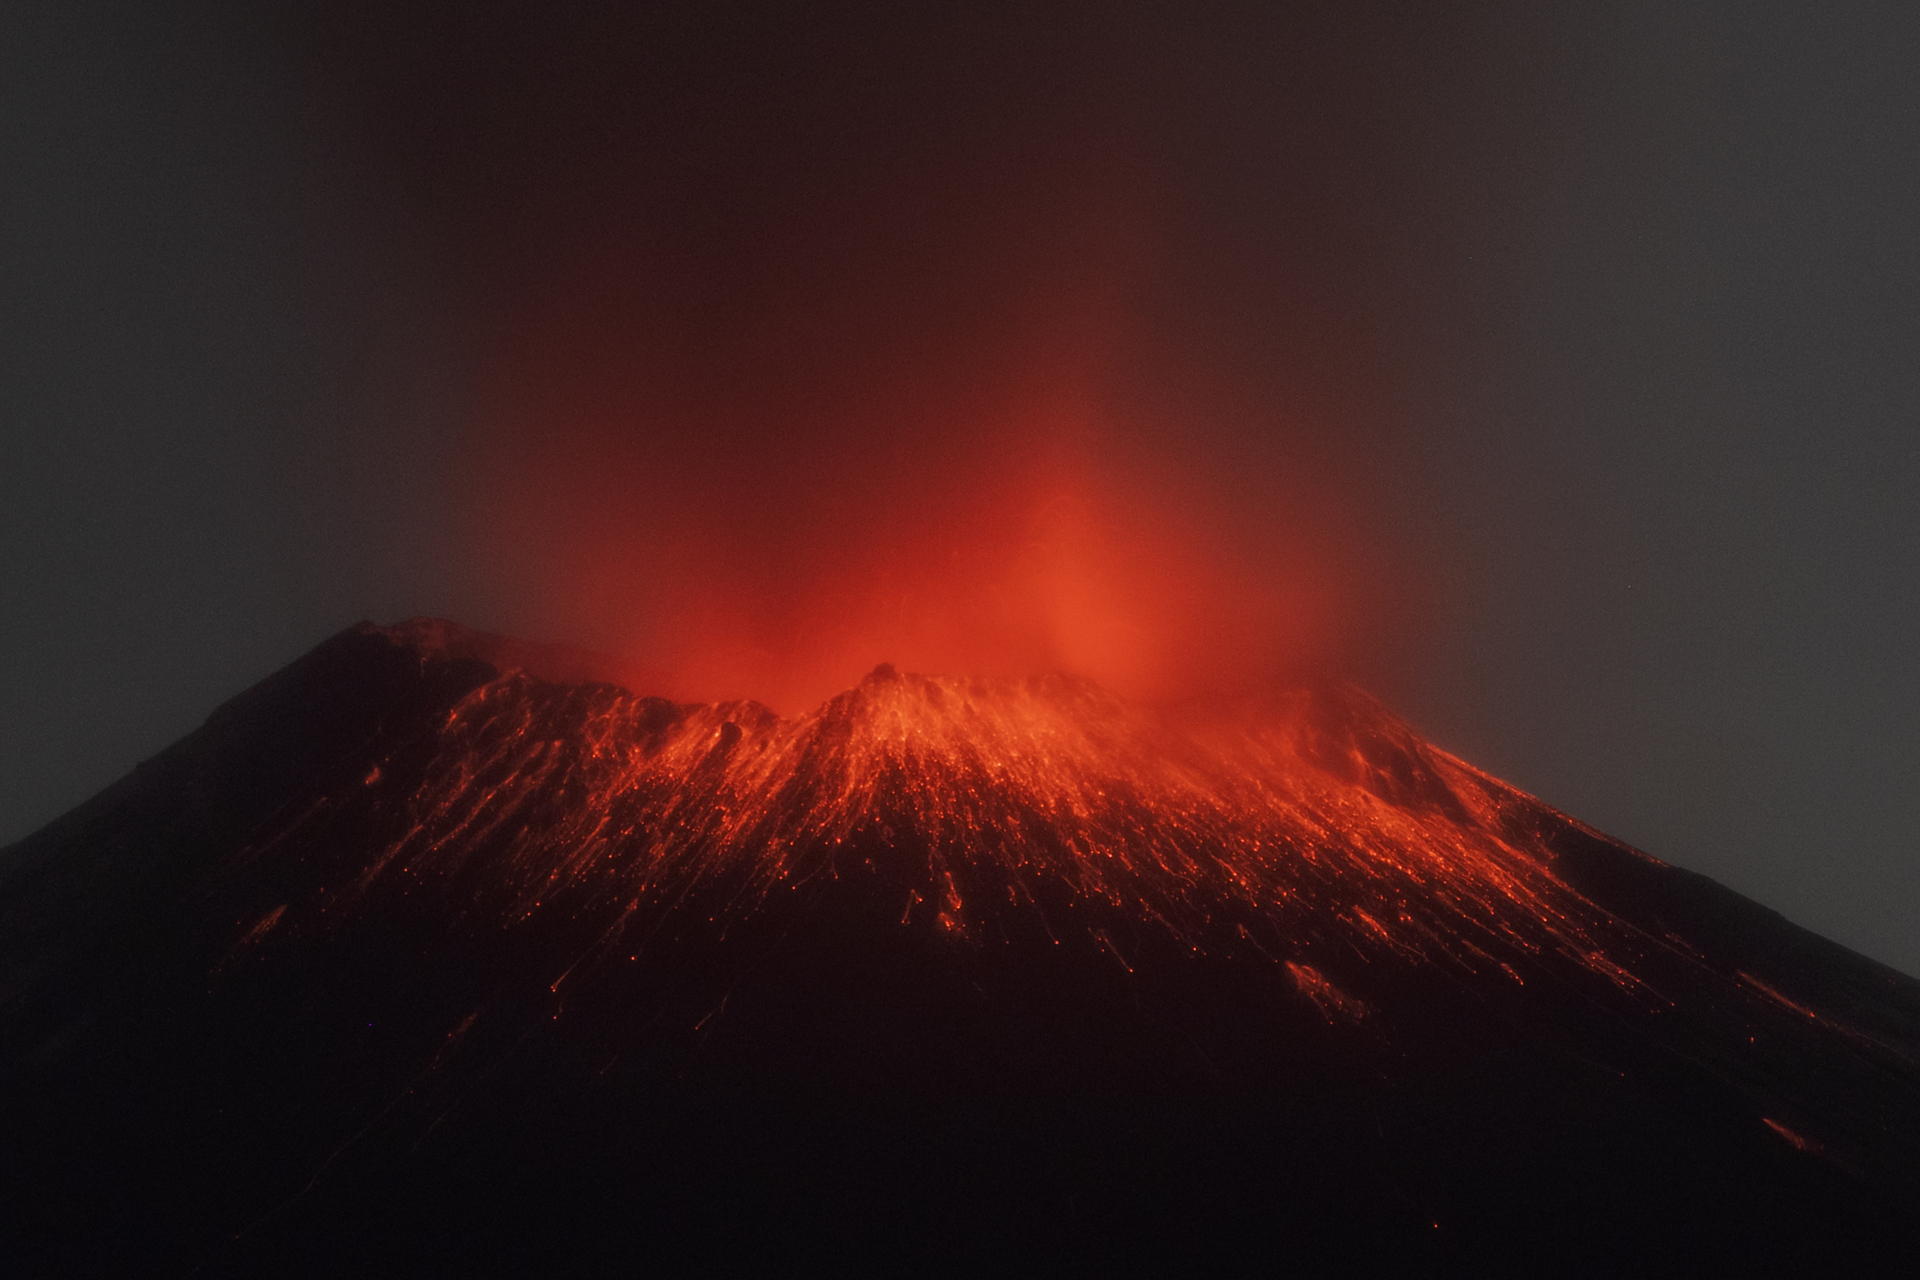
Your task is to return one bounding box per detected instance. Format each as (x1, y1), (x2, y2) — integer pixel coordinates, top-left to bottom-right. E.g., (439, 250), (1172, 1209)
(246, 624), (1671, 998)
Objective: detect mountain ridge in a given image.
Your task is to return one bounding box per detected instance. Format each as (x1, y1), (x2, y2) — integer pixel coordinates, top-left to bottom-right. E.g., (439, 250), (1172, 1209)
(3, 618), (1917, 1274)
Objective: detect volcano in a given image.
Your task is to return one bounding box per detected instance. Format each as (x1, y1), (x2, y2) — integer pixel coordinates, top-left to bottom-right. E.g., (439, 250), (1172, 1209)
(3, 620), (1918, 1275)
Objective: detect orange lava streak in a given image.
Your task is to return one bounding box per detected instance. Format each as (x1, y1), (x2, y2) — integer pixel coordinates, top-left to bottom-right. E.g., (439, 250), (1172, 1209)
(316, 626), (1661, 994)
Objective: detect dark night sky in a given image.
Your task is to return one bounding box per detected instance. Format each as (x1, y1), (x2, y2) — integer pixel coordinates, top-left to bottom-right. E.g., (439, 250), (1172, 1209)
(4, 3), (1917, 974)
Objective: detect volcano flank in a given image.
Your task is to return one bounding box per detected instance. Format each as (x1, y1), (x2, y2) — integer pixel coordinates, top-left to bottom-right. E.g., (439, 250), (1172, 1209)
(4, 620), (1918, 1274)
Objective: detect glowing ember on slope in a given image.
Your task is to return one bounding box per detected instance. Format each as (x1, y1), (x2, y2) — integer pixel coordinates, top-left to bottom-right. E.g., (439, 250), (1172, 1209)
(260, 626), (1671, 998)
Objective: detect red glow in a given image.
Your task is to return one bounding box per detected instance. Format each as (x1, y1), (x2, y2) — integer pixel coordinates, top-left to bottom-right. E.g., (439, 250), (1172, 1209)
(440, 108), (1405, 714)
(302, 627), (1669, 997)
(463, 350), (1376, 713)
(1761, 1118), (1823, 1156)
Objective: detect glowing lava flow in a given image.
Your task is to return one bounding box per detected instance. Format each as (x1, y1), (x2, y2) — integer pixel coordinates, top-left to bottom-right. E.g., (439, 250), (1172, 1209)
(15, 617), (1920, 1276)
(233, 622), (1668, 1008)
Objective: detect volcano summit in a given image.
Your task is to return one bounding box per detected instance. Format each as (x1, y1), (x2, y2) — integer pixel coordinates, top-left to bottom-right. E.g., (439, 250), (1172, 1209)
(3, 621), (1918, 1274)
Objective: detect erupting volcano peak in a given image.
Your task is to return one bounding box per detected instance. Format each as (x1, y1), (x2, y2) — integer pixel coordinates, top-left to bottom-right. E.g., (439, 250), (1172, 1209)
(4, 619), (1918, 1273)
(307, 622), (1631, 992)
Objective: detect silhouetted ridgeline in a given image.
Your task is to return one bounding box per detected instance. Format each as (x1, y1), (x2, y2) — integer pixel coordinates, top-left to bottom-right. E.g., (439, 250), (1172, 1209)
(3, 621), (1918, 1275)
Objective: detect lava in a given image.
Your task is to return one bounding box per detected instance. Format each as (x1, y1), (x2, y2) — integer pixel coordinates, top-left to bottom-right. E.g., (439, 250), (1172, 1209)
(12, 617), (1920, 1273)
(239, 620), (1663, 999)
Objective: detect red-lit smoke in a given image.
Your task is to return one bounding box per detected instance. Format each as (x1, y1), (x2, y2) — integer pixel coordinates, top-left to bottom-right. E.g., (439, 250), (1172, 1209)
(302, 3), (1434, 709)
(461, 268), (1384, 711)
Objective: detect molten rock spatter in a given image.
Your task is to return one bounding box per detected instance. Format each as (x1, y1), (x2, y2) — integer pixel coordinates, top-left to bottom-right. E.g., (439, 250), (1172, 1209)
(285, 633), (1649, 1001)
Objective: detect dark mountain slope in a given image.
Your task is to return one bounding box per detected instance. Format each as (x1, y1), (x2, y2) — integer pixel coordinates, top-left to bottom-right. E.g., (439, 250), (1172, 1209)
(3, 620), (1917, 1276)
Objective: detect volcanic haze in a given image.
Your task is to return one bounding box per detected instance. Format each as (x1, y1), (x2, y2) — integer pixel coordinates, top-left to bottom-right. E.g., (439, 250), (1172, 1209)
(286, 0), (1434, 714)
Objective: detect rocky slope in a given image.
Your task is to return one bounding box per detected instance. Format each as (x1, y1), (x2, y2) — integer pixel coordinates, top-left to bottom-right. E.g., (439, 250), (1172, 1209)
(3, 620), (1917, 1274)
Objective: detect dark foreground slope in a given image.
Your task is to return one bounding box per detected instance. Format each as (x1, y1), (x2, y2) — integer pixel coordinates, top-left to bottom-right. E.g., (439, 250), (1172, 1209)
(3, 622), (1918, 1276)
